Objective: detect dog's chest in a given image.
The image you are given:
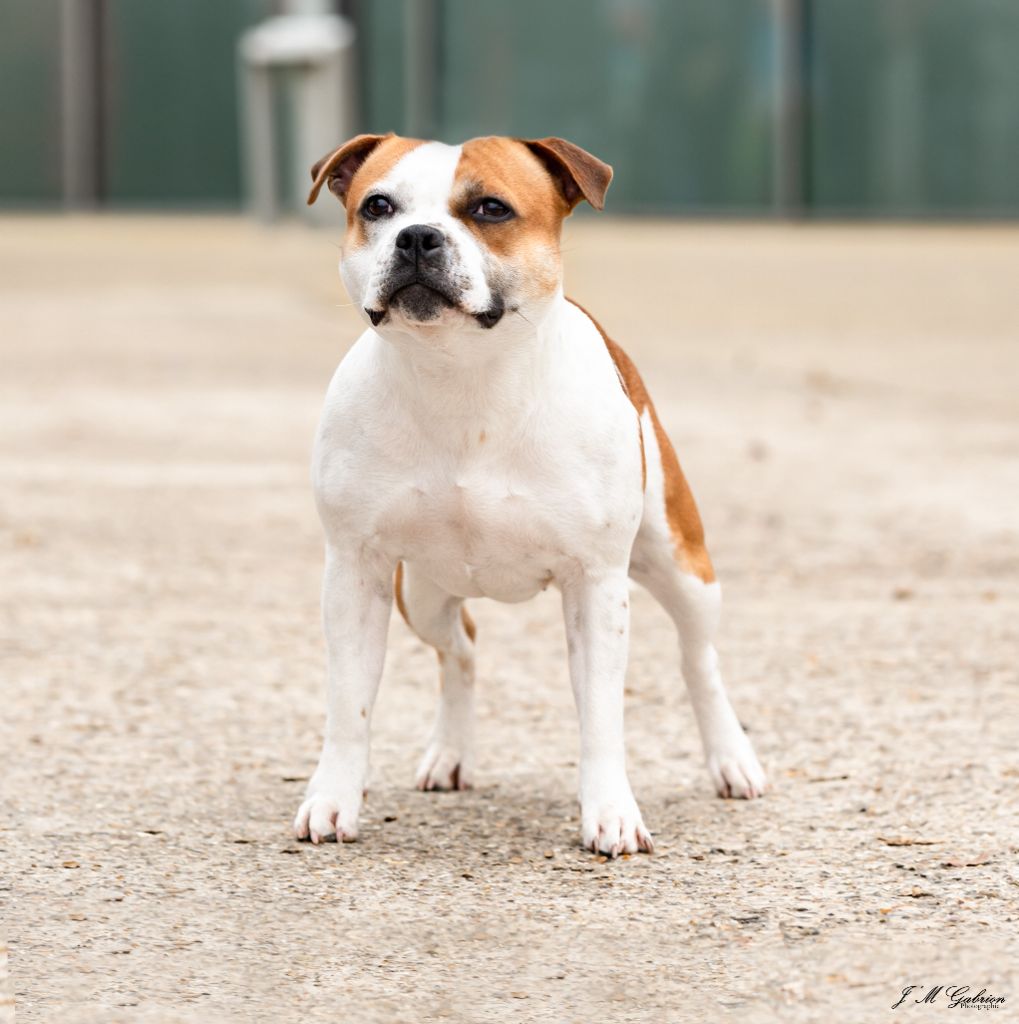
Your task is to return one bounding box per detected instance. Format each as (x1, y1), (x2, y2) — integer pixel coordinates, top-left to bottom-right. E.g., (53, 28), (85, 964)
(379, 455), (571, 601)
(314, 320), (646, 600)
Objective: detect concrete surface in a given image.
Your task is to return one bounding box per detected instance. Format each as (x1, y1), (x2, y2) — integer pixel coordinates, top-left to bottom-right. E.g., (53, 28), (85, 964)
(1, 215), (1017, 1023)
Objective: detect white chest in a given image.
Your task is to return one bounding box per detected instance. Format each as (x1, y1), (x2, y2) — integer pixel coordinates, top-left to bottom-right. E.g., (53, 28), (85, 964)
(313, 305), (646, 601)
(377, 462), (573, 601)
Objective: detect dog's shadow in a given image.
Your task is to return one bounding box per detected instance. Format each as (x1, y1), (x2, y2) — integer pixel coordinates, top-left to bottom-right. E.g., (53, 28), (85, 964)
(337, 778), (714, 862)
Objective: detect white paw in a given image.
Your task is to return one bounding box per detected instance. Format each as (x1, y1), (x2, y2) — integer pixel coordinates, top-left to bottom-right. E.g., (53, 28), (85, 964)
(415, 742), (472, 791)
(293, 771), (363, 844)
(580, 779), (654, 857)
(705, 730), (767, 799)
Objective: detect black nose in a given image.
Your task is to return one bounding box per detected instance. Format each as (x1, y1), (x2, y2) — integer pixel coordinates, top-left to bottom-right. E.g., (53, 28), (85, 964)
(395, 224), (445, 263)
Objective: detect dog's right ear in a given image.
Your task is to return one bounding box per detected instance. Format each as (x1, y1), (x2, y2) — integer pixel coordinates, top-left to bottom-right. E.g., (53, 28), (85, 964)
(522, 137), (613, 212)
(308, 133), (393, 207)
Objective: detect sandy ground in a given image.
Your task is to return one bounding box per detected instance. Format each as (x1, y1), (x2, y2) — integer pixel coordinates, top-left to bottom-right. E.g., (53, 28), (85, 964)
(1, 215), (1017, 1023)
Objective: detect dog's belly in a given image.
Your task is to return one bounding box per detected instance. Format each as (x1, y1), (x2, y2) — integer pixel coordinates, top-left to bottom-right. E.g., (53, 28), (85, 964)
(382, 480), (564, 602)
(410, 553), (551, 603)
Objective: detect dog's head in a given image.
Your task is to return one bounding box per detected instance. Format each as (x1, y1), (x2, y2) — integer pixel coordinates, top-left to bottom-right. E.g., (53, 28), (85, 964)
(308, 134), (611, 339)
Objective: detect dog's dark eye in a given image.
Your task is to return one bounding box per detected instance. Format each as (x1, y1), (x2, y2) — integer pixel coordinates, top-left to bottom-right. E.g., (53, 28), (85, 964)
(363, 195), (395, 219)
(471, 198), (514, 223)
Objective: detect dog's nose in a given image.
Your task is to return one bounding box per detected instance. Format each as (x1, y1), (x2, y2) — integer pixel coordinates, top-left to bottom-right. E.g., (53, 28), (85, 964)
(395, 224), (445, 263)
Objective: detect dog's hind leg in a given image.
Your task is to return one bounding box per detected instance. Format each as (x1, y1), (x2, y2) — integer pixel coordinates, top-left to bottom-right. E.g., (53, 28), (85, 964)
(396, 562), (477, 791)
(628, 410), (767, 799)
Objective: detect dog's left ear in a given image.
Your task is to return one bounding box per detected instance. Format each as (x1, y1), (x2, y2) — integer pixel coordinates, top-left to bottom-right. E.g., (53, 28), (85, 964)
(308, 133), (392, 206)
(523, 137), (613, 212)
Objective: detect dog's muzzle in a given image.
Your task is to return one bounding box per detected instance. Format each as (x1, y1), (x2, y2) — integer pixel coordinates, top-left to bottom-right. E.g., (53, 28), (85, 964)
(364, 224), (504, 329)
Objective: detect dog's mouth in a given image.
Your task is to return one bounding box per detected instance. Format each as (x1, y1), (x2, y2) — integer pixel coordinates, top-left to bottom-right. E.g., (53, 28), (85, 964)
(391, 281), (456, 314)
(366, 276), (504, 330)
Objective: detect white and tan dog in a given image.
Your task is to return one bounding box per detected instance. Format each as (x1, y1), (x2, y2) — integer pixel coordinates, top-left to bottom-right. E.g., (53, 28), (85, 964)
(293, 133), (766, 857)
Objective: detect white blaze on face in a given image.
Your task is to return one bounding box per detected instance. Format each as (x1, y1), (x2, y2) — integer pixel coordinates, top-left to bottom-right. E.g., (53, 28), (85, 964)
(339, 141), (494, 318)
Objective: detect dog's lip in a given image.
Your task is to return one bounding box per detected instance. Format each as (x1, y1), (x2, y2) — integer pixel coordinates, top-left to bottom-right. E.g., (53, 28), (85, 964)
(366, 278), (461, 326)
(366, 277), (503, 329)
(388, 281), (456, 306)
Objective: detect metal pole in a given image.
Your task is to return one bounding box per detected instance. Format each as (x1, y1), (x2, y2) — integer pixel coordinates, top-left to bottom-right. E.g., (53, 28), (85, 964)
(60, 0), (103, 206)
(773, 0), (808, 216)
(404, 0), (438, 138)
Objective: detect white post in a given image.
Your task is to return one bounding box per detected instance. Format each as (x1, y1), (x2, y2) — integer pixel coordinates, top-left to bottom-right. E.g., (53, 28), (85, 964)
(239, 61), (278, 222)
(239, 12), (357, 223)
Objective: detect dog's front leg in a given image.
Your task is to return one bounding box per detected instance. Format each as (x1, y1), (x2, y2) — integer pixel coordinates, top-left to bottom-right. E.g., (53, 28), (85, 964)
(294, 544), (393, 844)
(562, 569), (654, 857)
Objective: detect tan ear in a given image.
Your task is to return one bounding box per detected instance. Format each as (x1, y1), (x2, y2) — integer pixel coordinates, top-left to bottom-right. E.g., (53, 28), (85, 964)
(307, 133), (393, 206)
(522, 137), (613, 211)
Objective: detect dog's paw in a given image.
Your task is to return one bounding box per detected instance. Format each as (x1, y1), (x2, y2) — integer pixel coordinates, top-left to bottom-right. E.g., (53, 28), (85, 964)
(293, 776), (363, 844)
(580, 784), (654, 858)
(415, 742), (472, 791)
(705, 731), (767, 799)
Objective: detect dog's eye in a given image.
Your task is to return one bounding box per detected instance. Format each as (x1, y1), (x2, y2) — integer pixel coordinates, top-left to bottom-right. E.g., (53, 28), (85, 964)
(471, 198), (514, 223)
(363, 195), (395, 219)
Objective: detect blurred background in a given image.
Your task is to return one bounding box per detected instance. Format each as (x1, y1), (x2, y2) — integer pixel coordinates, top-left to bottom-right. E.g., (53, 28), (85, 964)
(3, 0), (1018, 218)
(4, 3), (1019, 1018)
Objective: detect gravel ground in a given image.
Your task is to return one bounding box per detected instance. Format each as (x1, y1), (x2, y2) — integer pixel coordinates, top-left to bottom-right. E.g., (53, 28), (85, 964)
(1, 215), (1017, 1023)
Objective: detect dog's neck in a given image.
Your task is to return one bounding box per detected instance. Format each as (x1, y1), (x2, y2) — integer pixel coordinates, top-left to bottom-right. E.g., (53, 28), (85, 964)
(376, 289), (568, 431)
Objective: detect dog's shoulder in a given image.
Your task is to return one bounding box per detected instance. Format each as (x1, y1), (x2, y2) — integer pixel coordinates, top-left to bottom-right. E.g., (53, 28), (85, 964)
(565, 297), (656, 419)
(312, 329), (399, 503)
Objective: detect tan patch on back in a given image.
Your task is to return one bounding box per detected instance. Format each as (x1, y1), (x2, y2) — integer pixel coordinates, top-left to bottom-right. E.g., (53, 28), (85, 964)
(393, 561), (410, 625)
(568, 298), (716, 584)
(451, 137), (567, 297)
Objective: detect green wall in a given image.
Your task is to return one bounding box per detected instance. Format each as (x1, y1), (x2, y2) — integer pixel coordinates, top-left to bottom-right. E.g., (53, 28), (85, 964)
(101, 0), (272, 205)
(810, 0), (1019, 215)
(0, 0), (63, 202)
(2, 0), (1018, 215)
(438, 0), (776, 213)
(359, 0), (1019, 216)
(361, 0), (776, 212)
(0, 0), (271, 207)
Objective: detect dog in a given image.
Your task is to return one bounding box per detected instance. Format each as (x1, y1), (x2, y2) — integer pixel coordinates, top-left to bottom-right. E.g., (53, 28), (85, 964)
(293, 133), (766, 857)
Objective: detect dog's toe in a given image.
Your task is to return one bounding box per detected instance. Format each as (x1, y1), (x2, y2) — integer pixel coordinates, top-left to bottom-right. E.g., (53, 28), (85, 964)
(293, 792), (360, 844)
(581, 787), (653, 858)
(708, 744), (767, 800)
(415, 743), (473, 791)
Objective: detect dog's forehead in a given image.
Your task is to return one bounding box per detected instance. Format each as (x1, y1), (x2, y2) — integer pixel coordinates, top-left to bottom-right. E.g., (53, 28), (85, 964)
(368, 141), (463, 209)
(345, 137), (431, 213)
(354, 136), (553, 213)
(455, 136), (553, 202)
